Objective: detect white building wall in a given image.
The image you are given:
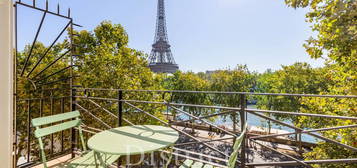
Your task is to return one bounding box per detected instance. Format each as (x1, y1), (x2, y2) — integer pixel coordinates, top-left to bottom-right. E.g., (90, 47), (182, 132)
(0, 0), (14, 167)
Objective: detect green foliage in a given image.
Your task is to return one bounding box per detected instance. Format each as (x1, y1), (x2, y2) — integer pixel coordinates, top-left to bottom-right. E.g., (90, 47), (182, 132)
(285, 0), (356, 68)
(165, 71), (212, 117)
(256, 62), (330, 122)
(284, 0), (357, 166)
(17, 42), (70, 92)
(163, 65), (256, 130)
(72, 21), (156, 90)
(208, 65), (256, 129)
(16, 41), (72, 162)
(70, 21), (165, 128)
(15, 21), (166, 162)
(297, 65), (357, 168)
(209, 65), (255, 107)
(284, 0), (356, 96)
(164, 65), (256, 113)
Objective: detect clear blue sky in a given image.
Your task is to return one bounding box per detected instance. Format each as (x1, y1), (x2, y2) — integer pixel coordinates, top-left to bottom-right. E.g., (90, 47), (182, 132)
(17, 0), (324, 73)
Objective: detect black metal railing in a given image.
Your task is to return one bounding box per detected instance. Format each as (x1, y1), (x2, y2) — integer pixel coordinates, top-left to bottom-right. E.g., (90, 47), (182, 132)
(16, 90), (72, 168)
(15, 87), (357, 167)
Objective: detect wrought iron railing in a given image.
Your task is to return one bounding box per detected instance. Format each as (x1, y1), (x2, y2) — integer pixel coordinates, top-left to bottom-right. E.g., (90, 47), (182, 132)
(14, 87), (357, 167)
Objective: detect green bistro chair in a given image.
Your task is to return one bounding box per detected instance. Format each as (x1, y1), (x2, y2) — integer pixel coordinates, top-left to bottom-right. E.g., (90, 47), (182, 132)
(179, 124), (248, 168)
(31, 110), (120, 168)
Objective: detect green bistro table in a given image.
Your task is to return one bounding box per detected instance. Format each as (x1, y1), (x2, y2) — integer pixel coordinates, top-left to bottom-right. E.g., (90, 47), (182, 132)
(87, 125), (179, 167)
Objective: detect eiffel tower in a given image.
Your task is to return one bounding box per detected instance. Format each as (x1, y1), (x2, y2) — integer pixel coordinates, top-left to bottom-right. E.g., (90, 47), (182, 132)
(148, 0), (179, 73)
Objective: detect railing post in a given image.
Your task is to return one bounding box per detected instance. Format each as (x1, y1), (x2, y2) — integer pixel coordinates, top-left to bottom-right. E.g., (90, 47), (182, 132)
(71, 87), (77, 158)
(298, 130), (302, 154)
(163, 93), (169, 121)
(117, 90), (123, 167)
(240, 94), (246, 168)
(26, 100), (31, 163)
(61, 97), (64, 152)
(233, 110), (237, 132)
(50, 94), (54, 155)
(39, 88), (43, 117)
(118, 90), (123, 127)
(294, 129), (303, 154)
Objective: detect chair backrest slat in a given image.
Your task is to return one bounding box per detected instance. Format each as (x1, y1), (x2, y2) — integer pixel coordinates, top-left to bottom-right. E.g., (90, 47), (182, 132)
(31, 110), (80, 127)
(34, 119), (81, 138)
(227, 123), (247, 168)
(31, 111), (86, 168)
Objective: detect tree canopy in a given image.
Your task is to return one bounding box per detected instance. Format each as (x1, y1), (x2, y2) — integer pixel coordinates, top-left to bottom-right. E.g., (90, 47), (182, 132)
(283, 1), (357, 167)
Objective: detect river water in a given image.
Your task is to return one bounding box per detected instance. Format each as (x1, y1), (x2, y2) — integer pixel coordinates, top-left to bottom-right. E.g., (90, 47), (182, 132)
(176, 105), (317, 143)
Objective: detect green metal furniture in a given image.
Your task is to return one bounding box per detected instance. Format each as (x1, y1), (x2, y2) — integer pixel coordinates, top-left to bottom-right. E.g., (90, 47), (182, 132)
(31, 110), (120, 168)
(87, 125), (179, 155)
(179, 124), (248, 168)
(87, 125), (179, 166)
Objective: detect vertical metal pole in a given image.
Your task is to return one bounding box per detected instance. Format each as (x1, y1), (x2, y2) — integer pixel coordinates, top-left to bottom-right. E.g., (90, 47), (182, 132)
(163, 93), (169, 120)
(240, 94), (246, 168)
(268, 113), (271, 134)
(39, 88), (43, 117)
(298, 130), (302, 154)
(69, 17), (76, 158)
(69, 19), (74, 111)
(71, 88), (76, 158)
(170, 93), (176, 121)
(118, 90), (123, 127)
(117, 90), (123, 167)
(61, 97), (64, 152)
(294, 129), (303, 154)
(13, 2), (18, 167)
(233, 111), (237, 132)
(50, 95), (54, 155)
(233, 94), (237, 132)
(267, 97), (272, 134)
(26, 100), (31, 163)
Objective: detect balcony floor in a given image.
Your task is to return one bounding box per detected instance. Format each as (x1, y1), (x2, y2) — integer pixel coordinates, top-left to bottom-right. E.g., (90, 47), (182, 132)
(31, 155), (72, 168)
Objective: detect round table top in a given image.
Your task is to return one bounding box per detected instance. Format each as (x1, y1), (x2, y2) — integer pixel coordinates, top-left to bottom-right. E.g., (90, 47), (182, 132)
(87, 125), (179, 155)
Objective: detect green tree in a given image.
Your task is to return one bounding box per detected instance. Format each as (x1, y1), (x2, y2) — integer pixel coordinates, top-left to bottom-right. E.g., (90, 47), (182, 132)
(208, 65), (255, 130)
(15, 22), (166, 162)
(284, 0), (356, 96)
(209, 65), (255, 107)
(284, 1), (357, 167)
(163, 71), (213, 132)
(285, 0), (356, 68)
(298, 64), (356, 168)
(16, 41), (72, 162)
(165, 71), (212, 116)
(72, 21), (157, 90)
(256, 62), (330, 122)
(71, 21), (165, 128)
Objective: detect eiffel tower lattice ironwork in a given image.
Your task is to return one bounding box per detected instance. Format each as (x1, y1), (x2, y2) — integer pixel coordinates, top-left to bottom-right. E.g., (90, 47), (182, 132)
(148, 0), (179, 73)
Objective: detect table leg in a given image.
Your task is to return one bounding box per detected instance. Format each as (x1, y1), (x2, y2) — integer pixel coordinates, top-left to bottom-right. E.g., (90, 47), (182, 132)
(155, 151), (160, 168)
(164, 147), (173, 168)
(94, 151), (107, 167)
(93, 151), (98, 168)
(117, 157), (121, 168)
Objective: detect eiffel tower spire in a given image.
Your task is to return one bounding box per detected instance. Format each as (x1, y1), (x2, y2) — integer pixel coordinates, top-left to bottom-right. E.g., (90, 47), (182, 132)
(148, 0), (179, 73)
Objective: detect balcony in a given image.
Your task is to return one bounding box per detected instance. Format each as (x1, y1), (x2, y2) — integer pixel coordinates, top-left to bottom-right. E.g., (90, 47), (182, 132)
(14, 88), (357, 168)
(1, 0), (356, 167)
